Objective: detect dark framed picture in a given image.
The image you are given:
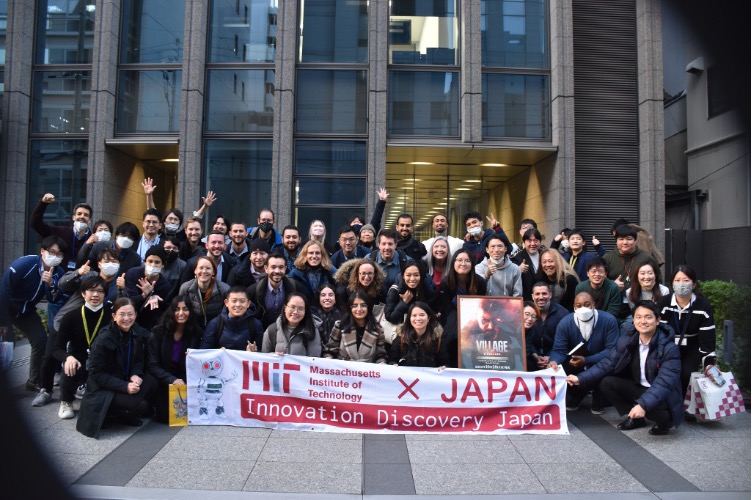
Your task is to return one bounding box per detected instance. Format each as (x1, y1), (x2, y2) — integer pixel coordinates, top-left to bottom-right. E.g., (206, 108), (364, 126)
(458, 296), (526, 371)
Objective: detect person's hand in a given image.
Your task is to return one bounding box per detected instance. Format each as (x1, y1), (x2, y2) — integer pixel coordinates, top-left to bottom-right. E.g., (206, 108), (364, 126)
(377, 188), (389, 201)
(592, 236), (600, 246)
(537, 355), (549, 369)
(485, 213), (498, 228)
(78, 260), (91, 276)
(518, 261), (530, 274)
(566, 375), (580, 386)
(614, 275), (624, 291)
(116, 273), (126, 290)
(130, 374), (143, 385)
(42, 268), (55, 286)
(274, 351), (286, 356)
(64, 356), (81, 377)
(137, 278), (154, 297)
(628, 404), (646, 419)
(569, 355), (586, 369)
(486, 262), (497, 278)
(42, 193), (56, 204)
(202, 191), (217, 208)
(145, 295), (163, 310)
(246, 341), (257, 352)
(126, 382), (141, 394)
(547, 361), (560, 371)
(399, 289), (414, 304)
(85, 233), (98, 245)
(172, 379), (185, 386)
(141, 177), (157, 195)
(554, 232), (564, 242)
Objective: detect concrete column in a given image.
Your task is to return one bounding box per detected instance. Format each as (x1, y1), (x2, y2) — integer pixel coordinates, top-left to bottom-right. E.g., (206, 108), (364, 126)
(178, 0), (209, 215)
(271, 0), (298, 227)
(367, 0), (389, 213)
(636, 0), (666, 254)
(461, 0), (482, 143)
(0, 0), (36, 266)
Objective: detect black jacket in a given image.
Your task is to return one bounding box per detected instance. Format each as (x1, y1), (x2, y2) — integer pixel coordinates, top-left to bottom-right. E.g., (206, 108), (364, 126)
(146, 324), (202, 385)
(200, 307), (264, 351)
(247, 276), (299, 329)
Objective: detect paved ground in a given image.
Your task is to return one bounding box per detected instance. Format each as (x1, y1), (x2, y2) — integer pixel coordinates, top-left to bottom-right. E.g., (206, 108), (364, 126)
(5, 341), (750, 499)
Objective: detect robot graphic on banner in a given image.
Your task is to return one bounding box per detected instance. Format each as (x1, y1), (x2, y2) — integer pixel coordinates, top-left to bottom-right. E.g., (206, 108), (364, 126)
(197, 356), (238, 418)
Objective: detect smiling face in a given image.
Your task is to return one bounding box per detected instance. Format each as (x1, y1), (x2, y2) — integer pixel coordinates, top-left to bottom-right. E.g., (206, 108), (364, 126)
(319, 286), (336, 311)
(174, 301), (190, 325)
(617, 235), (636, 255)
(378, 235), (396, 260)
(224, 292), (250, 318)
(532, 286), (551, 310)
(633, 305), (658, 337)
(637, 264), (656, 290)
(143, 214), (161, 237)
(568, 233), (584, 252)
(487, 238), (506, 261)
(523, 306), (538, 329)
(397, 217), (413, 239)
(403, 264), (421, 290)
(185, 221), (202, 244)
(250, 249), (269, 271)
(194, 257), (215, 286)
(284, 295), (306, 327)
(113, 304), (136, 331)
(265, 256), (286, 285)
(283, 229), (301, 252)
(212, 218), (228, 234)
(339, 231), (357, 255)
(206, 234), (226, 258)
(540, 252), (557, 277)
(350, 297), (369, 323)
(410, 306), (429, 335)
(230, 224), (247, 245)
(309, 221), (325, 238)
(432, 239), (448, 261)
(453, 252), (473, 275)
(433, 215), (447, 234)
(524, 235), (541, 254)
(72, 206), (91, 223)
(587, 265), (606, 287)
(306, 243), (323, 267)
(357, 263), (375, 287)
(82, 286), (105, 308)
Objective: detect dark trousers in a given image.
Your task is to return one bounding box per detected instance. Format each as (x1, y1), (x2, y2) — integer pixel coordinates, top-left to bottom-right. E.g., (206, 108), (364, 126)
(40, 329), (60, 392)
(679, 346), (702, 398)
(598, 375), (672, 426)
(109, 373), (157, 417)
(59, 367), (88, 403)
(11, 312), (47, 385)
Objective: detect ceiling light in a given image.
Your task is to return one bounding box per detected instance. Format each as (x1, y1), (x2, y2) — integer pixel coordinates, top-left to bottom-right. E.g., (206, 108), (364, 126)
(408, 162), (433, 165)
(456, 188), (471, 191)
(480, 163), (507, 167)
(464, 180), (482, 183)
(160, 159), (179, 162)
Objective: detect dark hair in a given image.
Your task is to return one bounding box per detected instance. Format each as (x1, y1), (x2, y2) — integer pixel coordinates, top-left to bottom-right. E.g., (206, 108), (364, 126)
(73, 202), (93, 216)
(484, 233), (512, 254)
(398, 260), (430, 299)
(532, 281), (552, 293)
(463, 211), (482, 224)
(80, 275), (107, 292)
(92, 219), (113, 233)
(614, 225), (638, 239)
(111, 297), (136, 314)
(282, 224), (299, 236)
(211, 216), (228, 231)
(347, 259), (385, 299)
(98, 247), (119, 262)
(377, 228), (398, 244)
(41, 235), (68, 254)
(338, 225), (356, 236)
(227, 285), (249, 298)
(398, 301), (440, 351)
(611, 218), (631, 233)
(444, 250), (482, 295)
(342, 291), (377, 332)
(162, 235), (181, 248)
(632, 300), (661, 319)
(628, 261), (664, 305)
(317, 281), (337, 301)
(115, 222), (140, 241)
(143, 208), (162, 220)
(229, 221), (247, 230)
(265, 251), (287, 267)
(522, 227), (542, 242)
(281, 292), (317, 344)
(156, 294), (202, 344)
(397, 213), (413, 224)
(567, 228), (584, 239)
(523, 300), (540, 321)
(206, 230), (226, 240)
(163, 209), (184, 225)
(520, 218), (538, 229)
(348, 215), (364, 225)
(586, 257), (608, 273)
(258, 208), (275, 220)
(670, 265), (701, 296)
(433, 213), (448, 222)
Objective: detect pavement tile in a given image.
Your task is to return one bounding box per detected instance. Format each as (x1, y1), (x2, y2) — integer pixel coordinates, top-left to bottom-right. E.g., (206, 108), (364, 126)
(35, 421), (135, 457)
(45, 452), (101, 485)
(626, 436), (740, 463)
(412, 462), (546, 495)
(257, 437), (362, 463)
(364, 439), (410, 464)
(268, 429), (362, 439)
(511, 435), (613, 463)
(178, 424), (272, 438)
(405, 432), (516, 442)
(363, 463), (415, 494)
(127, 458), (253, 490)
(154, 434), (267, 461)
(713, 437), (751, 458)
(663, 460), (751, 492)
(689, 413), (751, 438)
(243, 461), (361, 493)
(529, 462), (649, 494)
(406, 439), (525, 464)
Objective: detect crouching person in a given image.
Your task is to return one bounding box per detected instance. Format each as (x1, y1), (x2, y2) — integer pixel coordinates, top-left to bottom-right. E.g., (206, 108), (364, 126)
(77, 298), (156, 438)
(566, 301), (683, 436)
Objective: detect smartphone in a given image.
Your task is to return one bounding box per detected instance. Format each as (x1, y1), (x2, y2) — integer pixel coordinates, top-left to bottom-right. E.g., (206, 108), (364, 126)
(704, 365), (726, 387)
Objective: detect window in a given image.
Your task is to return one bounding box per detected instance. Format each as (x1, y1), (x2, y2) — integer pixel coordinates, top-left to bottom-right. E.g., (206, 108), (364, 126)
(707, 65), (732, 118)
(117, 70), (182, 133)
(208, 0), (277, 63)
(388, 0), (458, 65)
(299, 0), (368, 63)
(296, 70), (368, 134)
(32, 71), (92, 133)
(482, 73), (549, 138)
(205, 69), (274, 132)
(481, 0), (548, 68)
(388, 71), (459, 136)
(34, 0), (96, 65)
(120, 0), (184, 64)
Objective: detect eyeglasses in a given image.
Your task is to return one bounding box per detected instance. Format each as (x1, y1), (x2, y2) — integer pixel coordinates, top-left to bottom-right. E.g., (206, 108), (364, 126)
(588, 269), (606, 275)
(116, 312), (136, 319)
(144, 221), (160, 226)
(523, 312), (538, 319)
(340, 237), (356, 243)
(455, 258), (472, 264)
(86, 289), (106, 295)
(350, 303), (368, 309)
(286, 305), (305, 313)
(45, 250), (64, 258)
(358, 272), (374, 277)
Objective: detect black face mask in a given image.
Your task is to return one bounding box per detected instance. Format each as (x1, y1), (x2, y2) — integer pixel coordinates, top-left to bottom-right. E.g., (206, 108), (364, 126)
(351, 224), (363, 234)
(164, 250), (179, 265)
(259, 222), (273, 233)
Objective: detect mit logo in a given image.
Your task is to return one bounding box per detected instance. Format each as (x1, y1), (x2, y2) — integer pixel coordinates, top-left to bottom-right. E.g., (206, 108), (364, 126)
(242, 360), (301, 393)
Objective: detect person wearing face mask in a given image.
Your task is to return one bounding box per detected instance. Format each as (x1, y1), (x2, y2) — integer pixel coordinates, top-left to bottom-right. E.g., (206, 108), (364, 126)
(30, 193), (92, 270)
(475, 234), (522, 297)
(0, 236), (68, 392)
(657, 265), (716, 413)
(124, 246), (171, 330)
(160, 236), (187, 296)
(142, 177), (216, 243)
(247, 208), (283, 252)
(78, 222), (142, 275)
(462, 211), (510, 266)
(422, 214), (464, 258)
(548, 291), (619, 411)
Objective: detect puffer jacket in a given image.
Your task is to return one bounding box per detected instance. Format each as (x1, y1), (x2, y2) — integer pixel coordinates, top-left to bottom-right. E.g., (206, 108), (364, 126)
(199, 306), (264, 351)
(261, 315), (323, 356)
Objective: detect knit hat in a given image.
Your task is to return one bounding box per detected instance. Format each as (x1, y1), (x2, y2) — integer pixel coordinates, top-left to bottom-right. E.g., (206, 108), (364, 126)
(144, 245), (166, 264)
(359, 224), (376, 235)
(248, 237), (271, 253)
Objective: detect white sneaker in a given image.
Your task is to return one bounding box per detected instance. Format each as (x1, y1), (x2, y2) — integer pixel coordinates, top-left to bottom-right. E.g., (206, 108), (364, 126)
(75, 384), (86, 399)
(32, 389), (52, 407)
(58, 401), (75, 419)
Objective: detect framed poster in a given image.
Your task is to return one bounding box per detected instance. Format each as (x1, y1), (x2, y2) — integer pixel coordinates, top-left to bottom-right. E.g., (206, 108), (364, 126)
(458, 296), (526, 371)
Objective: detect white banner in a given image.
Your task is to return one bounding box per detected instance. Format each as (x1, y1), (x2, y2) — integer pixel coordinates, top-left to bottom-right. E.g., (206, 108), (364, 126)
(186, 350), (569, 435)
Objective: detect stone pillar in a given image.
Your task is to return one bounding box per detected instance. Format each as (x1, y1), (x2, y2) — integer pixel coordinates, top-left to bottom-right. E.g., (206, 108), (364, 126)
(461, 0), (482, 143)
(367, 0), (389, 213)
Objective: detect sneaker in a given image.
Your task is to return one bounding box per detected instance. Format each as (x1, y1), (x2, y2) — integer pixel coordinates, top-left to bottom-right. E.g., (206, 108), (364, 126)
(591, 406), (606, 415)
(26, 380), (41, 392)
(53, 372), (61, 387)
(32, 389), (52, 407)
(58, 401), (75, 419)
(75, 384), (86, 400)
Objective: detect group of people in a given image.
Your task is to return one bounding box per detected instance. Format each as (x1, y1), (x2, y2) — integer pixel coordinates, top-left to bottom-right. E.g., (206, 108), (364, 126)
(1, 181), (715, 438)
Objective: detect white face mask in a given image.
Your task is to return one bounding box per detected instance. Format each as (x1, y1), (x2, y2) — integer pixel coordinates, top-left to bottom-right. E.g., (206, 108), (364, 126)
(100, 262), (120, 277)
(84, 302), (104, 312)
(468, 226), (483, 237)
(574, 307), (594, 322)
(73, 221), (89, 233)
(97, 231), (111, 242)
(490, 257), (504, 265)
(116, 236), (134, 249)
(43, 253), (63, 268)
(560, 240), (570, 251)
(165, 223), (180, 233)
(145, 265), (162, 277)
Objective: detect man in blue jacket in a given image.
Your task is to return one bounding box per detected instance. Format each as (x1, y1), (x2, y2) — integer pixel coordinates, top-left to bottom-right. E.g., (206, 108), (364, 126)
(0, 236), (68, 391)
(566, 301), (683, 435)
(548, 291), (619, 411)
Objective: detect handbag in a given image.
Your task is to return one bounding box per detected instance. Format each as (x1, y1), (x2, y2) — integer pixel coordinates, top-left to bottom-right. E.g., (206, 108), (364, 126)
(684, 370), (745, 421)
(373, 304), (402, 345)
(168, 384), (189, 427)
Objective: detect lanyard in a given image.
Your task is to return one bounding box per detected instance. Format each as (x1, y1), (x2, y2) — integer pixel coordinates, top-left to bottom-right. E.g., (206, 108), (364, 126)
(81, 306), (105, 347)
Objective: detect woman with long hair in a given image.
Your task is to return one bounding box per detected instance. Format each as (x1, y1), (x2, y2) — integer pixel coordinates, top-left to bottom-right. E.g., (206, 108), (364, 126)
(324, 291), (387, 363)
(289, 240), (337, 303)
(388, 302), (447, 367)
(384, 260), (435, 324)
(147, 295), (203, 423)
(333, 258), (386, 308)
(537, 249), (580, 311)
(311, 282), (341, 345)
(178, 256), (229, 327)
(425, 237), (450, 288)
(308, 219), (335, 256)
(628, 261), (670, 307)
(262, 292), (322, 356)
(77, 298), (156, 438)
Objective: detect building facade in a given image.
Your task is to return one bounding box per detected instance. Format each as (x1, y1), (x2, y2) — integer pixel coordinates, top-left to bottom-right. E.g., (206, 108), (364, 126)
(0, 0), (665, 266)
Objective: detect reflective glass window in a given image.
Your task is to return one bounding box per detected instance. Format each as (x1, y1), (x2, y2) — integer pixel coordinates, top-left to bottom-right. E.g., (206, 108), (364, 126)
(34, 0), (95, 64)
(27, 139), (88, 254)
(294, 207), (366, 247)
(204, 140), (273, 223)
(0, 0), (7, 65)
(296, 70), (367, 134)
(120, 0), (185, 64)
(388, 0), (457, 65)
(205, 69), (275, 132)
(296, 178), (366, 205)
(295, 140), (367, 176)
(299, 0), (368, 63)
(117, 70), (182, 133)
(208, 0), (277, 63)
(481, 0), (547, 68)
(0, 71), (4, 133)
(482, 73), (549, 138)
(32, 71), (91, 133)
(388, 71), (459, 136)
